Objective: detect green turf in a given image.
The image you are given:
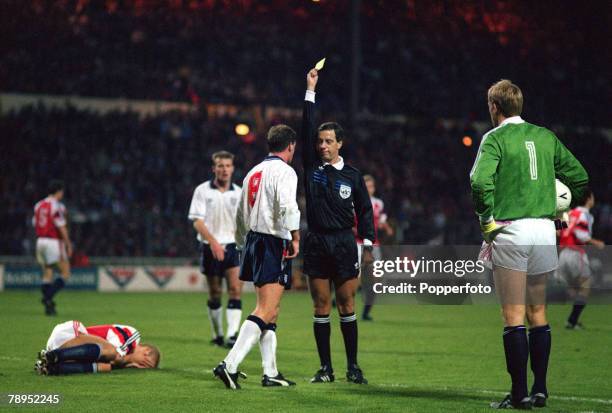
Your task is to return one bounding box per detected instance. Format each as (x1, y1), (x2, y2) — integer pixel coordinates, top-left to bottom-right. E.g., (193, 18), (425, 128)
(1, 291), (611, 412)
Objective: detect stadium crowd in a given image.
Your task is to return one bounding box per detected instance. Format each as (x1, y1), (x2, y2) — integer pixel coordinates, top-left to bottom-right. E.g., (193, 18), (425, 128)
(1, 105), (611, 257)
(1, 0), (608, 124)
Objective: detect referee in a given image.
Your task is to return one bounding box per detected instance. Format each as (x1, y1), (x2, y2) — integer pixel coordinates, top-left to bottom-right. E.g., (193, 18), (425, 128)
(470, 80), (588, 409)
(301, 68), (374, 384)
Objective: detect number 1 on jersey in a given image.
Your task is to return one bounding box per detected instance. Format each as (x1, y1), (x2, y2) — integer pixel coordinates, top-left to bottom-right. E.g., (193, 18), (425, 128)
(525, 141), (537, 180)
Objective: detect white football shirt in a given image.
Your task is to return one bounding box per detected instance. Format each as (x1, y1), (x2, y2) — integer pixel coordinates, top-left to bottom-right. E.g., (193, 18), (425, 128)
(235, 156), (300, 248)
(188, 180), (242, 244)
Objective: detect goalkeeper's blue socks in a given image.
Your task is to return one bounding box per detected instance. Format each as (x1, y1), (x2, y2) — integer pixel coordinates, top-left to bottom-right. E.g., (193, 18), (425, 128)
(529, 325), (551, 396)
(47, 344), (101, 363)
(503, 325), (529, 404)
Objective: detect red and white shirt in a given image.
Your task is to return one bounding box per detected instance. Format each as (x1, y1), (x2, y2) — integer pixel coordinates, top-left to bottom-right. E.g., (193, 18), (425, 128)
(560, 206), (593, 253)
(355, 196), (387, 245)
(33, 197), (66, 239)
(86, 324), (141, 356)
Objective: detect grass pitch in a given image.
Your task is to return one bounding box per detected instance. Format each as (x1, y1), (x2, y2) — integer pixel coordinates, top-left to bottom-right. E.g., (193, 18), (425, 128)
(1, 291), (611, 412)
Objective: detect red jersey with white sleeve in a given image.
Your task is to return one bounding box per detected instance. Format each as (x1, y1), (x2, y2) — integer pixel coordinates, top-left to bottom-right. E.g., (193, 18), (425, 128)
(33, 197), (67, 239)
(355, 196), (387, 246)
(559, 206), (593, 253)
(86, 324), (141, 356)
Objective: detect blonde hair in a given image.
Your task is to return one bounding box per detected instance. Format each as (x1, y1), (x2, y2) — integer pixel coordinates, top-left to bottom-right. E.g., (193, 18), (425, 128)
(211, 151), (234, 164)
(363, 174), (375, 183)
(488, 79), (523, 117)
(142, 344), (161, 368)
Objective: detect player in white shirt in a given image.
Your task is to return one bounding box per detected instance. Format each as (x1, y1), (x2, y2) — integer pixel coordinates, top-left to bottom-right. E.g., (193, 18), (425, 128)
(188, 151), (243, 347)
(213, 124), (300, 389)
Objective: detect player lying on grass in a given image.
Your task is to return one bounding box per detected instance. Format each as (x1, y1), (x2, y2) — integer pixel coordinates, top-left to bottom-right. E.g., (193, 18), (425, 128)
(35, 320), (160, 375)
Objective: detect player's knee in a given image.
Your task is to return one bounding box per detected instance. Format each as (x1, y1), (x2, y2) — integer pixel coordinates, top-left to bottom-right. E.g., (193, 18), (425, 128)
(526, 305), (547, 327)
(502, 307), (525, 326)
(228, 283), (241, 299)
(208, 286), (222, 299)
(336, 301), (354, 315)
(313, 297), (331, 314)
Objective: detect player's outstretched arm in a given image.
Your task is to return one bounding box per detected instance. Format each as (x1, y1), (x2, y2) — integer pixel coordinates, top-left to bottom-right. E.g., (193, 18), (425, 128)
(301, 68), (319, 170)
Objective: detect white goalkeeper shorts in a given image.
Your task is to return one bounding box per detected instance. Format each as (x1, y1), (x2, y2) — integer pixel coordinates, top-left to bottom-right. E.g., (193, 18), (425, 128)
(36, 238), (66, 267)
(46, 320), (88, 351)
(491, 218), (558, 275)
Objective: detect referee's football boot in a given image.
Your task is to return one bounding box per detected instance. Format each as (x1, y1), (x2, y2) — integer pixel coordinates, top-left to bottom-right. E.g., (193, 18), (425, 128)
(261, 372), (296, 387)
(490, 394), (533, 410)
(310, 365), (335, 383)
(530, 393), (547, 408)
(346, 364), (368, 384)
(213, 361), (247, 390)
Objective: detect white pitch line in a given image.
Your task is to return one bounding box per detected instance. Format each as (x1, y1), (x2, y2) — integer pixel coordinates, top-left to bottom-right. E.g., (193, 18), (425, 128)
(374, 383), (612, 405)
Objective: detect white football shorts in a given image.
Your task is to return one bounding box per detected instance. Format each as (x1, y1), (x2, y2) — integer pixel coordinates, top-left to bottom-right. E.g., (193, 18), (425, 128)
(36, 238), (66, 266)
(557, 248), (591, 282)
(46, 320), (88, 351)
(491, 218), (558, 275)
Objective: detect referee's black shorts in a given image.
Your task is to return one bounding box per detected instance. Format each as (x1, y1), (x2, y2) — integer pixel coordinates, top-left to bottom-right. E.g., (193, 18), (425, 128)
(200, 243), (240, 278)
(303, 229), (359, 280)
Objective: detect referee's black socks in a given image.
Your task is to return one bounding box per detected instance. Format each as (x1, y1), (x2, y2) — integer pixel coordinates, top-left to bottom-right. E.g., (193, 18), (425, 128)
(503, 325), (529, 402)
(313, 314), (332, 370)
(340, 312), (358, 367)
(529, 324), (551, 396)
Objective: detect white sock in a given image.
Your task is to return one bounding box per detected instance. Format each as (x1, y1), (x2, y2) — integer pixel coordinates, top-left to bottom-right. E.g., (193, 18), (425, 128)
(224, 319), (262, 373)
(226, 308), (242, 338)
(208, 307), (224, 339)
(259, 329), (278, 377)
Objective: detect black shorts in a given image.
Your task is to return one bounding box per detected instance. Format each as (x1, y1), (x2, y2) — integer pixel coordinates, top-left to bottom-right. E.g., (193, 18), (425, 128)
(200, 243), (240, 278)
(239, 231), (292, 289)
(303, 230), (359, 280)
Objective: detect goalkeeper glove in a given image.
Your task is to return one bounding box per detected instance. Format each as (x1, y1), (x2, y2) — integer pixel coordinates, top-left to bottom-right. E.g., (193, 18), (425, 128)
(480, 218), (509, 244)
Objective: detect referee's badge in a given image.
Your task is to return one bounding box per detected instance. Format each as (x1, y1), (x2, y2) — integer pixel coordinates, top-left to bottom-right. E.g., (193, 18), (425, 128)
(339, 184), (351, 199)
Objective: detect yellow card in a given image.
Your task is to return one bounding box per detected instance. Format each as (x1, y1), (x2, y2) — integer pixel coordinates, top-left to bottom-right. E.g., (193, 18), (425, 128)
(315, 58), (326, 70)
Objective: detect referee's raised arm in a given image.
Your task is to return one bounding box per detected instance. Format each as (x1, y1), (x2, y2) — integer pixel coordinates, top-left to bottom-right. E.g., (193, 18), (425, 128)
(301, 68), (319, 170)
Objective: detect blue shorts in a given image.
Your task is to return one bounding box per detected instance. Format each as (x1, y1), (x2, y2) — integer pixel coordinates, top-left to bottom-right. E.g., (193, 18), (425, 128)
(239, 231), (292, 289)
(200, 243), (240, 278)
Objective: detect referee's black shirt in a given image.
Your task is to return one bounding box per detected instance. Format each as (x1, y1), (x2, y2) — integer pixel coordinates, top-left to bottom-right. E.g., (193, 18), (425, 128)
(300, 95), (375, 241)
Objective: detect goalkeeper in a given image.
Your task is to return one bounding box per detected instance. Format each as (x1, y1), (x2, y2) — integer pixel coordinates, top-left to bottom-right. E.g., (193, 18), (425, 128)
(470, 79), (588, 409)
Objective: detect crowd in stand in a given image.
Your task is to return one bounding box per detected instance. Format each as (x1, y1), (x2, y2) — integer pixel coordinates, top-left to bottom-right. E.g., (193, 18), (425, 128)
(1, 105), (610, 257)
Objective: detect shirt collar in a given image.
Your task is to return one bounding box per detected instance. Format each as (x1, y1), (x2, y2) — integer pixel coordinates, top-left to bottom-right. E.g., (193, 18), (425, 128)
(323, 156), (344, 170)
(209, 179), (234, 191)
(264, 154), (283, 162)
(500, 116), (525, 127)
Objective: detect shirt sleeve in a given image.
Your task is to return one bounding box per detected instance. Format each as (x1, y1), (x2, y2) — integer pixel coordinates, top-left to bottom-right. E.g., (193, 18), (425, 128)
(572, 211), (591, 243)
(554, 137), (589, 207)
(235, 187), (247, 250)
(379, 200), (388, 224)
(301, 91), (317, 173)
(52, 204), (66, 228)
(470, 133), (502, 222)
(188, 187), (206, 221)
(354, 174), (375, 241)
(278, 168), (300, 232)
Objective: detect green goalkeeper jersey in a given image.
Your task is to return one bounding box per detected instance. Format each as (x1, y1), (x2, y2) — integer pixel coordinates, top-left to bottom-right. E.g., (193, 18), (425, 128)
(470, 116), (588, 221)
